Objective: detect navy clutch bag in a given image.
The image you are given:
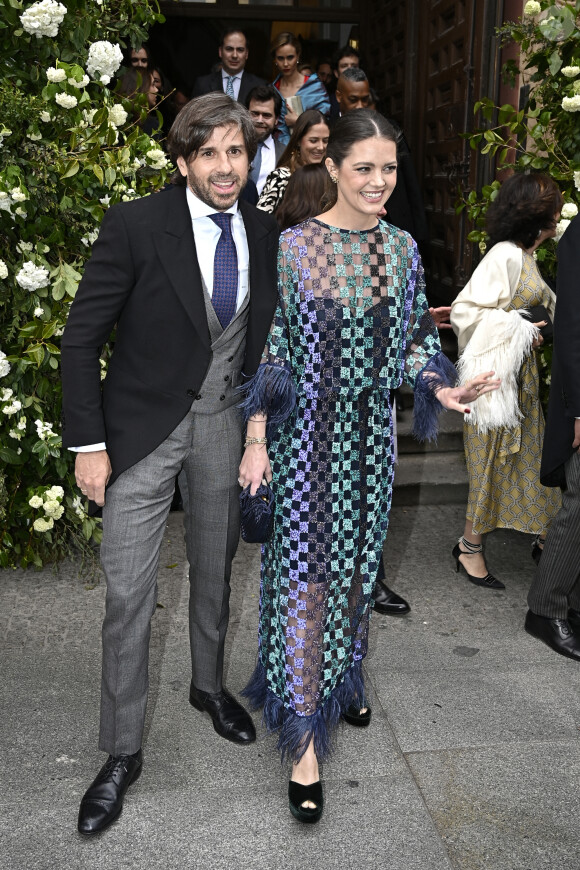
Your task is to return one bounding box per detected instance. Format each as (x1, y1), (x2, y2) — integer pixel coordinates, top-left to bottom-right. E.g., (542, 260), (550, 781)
(239, 483), (275, 544)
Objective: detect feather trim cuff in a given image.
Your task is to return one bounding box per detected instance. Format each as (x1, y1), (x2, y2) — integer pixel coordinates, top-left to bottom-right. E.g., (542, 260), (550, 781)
(413, 352), (458, 442)
(239, 364), (296, 433)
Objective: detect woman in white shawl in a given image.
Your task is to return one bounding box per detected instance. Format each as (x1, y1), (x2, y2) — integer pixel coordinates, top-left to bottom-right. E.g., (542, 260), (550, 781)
(450, 173), (563, 589)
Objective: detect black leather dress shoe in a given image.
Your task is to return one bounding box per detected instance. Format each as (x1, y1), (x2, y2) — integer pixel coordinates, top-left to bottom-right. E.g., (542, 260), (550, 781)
(77, 749), (142, 835)
(372, 580), (410, 615)
(189, 683), (256, 744)
(524, 610), (580, 661)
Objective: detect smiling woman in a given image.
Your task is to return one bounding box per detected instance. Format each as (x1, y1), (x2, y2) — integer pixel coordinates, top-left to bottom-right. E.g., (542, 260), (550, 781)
(238, 108), (498, 824)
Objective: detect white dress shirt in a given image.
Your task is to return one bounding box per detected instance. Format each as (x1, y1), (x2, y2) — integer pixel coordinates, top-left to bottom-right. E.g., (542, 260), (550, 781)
(71, 187), (250, 453)
(255, 135), (277, 196)
(221, 70), (242, 100)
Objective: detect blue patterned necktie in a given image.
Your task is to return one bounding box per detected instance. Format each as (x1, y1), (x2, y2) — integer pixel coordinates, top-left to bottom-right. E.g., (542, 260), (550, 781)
(249, 142), (263, 186)
(225, 75), (235, 98)
(209, 212), (238, 328)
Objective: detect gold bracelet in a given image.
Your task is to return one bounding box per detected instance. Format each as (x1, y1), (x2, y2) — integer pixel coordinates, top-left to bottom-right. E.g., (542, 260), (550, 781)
(244, 436), (267, 447)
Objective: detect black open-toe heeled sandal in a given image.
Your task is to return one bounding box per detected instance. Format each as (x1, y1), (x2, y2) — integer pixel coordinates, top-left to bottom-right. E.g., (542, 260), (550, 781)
(288, 780), (324, 824)
(342, 703), (372, 727)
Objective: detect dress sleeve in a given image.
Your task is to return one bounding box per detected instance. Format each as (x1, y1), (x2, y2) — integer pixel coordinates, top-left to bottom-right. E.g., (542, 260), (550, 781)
(401, 248), (457, 441)
(240, 235), (296, 431)
(257, 168), (290, 214)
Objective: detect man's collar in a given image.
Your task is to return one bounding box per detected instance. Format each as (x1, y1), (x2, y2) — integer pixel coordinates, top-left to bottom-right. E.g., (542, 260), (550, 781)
(221, 69), (243, 80)
(185, 186), (239, 218)
(259, 134), (274, 149)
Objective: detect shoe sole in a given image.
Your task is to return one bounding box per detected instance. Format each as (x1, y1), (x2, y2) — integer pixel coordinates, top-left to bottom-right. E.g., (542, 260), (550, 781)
(372, 605), (410, 616)
(77, 764), (142, 836)
(289, 802), (323, 823)
(188, 696), (256, 744)
(524, 626), (580, 661)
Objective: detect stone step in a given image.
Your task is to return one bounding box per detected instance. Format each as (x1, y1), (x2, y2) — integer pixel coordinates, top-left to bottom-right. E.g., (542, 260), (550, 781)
(391, 450), (468, 506)
(396, 405), (465, 455)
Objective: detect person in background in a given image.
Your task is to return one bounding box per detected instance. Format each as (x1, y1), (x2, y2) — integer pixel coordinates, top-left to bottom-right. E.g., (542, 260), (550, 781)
(117, 67), (162, 136)
(335, 67), (371, 113)
(298, 62), (314, 76)
(271, 31), (329, 145)
(329, 45), (361, 121)
(274, 163), (330, 231)
(245, 85), (285, 196)
(451, 172), (562, 590)
(192, 29), (266, 103)
(316, 59), (334, 91)
(525, 214), (580, 661)
(257, 109), (329, 214)
(127, 44), (152, 70)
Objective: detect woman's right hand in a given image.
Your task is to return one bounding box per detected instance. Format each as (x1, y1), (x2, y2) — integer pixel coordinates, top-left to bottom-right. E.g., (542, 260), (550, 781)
(239, 444), (272, 495)
(284, 106), (298, 128)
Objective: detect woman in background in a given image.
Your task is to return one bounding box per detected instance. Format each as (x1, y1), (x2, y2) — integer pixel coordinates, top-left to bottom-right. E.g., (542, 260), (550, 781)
(271, 31), (329, 145)
(451, 172), (562, 588)
(257, 110), (329, 214)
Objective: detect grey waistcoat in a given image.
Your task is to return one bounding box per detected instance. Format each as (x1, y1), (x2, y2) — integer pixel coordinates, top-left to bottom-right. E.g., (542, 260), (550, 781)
(191, 284), (250, 415)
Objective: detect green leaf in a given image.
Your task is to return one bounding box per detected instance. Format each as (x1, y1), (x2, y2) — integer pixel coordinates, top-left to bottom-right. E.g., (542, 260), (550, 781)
(92, 164), (104, 184)
(62, 160), (80, 179)
(549, 50), (563, 77)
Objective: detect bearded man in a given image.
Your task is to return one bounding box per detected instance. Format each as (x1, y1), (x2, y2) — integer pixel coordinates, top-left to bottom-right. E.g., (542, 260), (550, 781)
(61, 93), (279, 834)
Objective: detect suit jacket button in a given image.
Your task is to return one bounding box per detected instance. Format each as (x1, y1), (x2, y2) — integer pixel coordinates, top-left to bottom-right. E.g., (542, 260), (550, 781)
(196, 394), (202, 400)
(187, 389), (195, 397)
(228, 356), (234, 362)
(219, 395), (226, 401)
(224, 375), (230, 381)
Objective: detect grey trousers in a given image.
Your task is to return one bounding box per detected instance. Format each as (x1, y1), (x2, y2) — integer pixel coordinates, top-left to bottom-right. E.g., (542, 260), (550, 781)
(528, 450), (580, 619)
(98, 406), (242, 756)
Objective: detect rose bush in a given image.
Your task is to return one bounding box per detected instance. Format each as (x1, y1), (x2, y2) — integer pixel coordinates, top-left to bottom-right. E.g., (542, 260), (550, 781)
(0, 0), (172, 568)
(458, 1), (580, 278)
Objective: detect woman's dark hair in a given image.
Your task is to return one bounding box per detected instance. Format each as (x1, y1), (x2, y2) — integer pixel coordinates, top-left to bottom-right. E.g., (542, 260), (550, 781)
(278, 109), (329, 171)
(270, 31), (301, 59)
(322, 109), (401, 208)
(167, 92), (257, 185)
(485, 172), (563, 249)
(275, 163), (331, 230)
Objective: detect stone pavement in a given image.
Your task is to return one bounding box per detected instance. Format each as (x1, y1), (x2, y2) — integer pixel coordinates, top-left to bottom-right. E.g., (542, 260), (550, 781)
(1, 504), (579, 870)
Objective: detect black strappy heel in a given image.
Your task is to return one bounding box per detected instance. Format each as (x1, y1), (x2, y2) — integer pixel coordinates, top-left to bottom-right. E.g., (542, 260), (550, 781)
(288, 779), (324, 823)
(452, 537), (505, 590)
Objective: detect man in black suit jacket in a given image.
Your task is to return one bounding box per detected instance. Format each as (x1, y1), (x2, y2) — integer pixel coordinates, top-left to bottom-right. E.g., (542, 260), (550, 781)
(61, 93), (279, 834)
(191, 28), (266, 104)
(526, 214), (580, 660)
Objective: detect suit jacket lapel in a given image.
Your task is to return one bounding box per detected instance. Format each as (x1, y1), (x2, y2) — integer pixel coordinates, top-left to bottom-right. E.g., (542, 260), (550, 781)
(153, 186), (211, 353)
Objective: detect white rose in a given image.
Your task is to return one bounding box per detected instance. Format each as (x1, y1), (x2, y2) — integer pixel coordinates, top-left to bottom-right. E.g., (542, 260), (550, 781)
(561, 66), (580, 79)
(555, 219), (571, 241)
(45, 485), (64, 499)
(9, 429), (22, 440)
(43, 499), (61, 516)
(34, 306), (44, 317)
(10, 188), (27, 203)
(15, 261), (50, 291)
(0, 355), (11, 378)
(562, 95), (580, 112)
(68, 75), (90, 88)
(100, 195), (111, 206)
(146, 148), (168, 170)
(561, 203), (578, 220)
(1, 386), (13, 400)
(55, 93), (78, 109)
(27, 131), (42, 141)
(108, 104), (128, 127)
(33, 517), (54, 532)
(86, 40), (123, 81)
(100, 74), (111, 85)
(14, 207), (27, 218)
(523, 1), (541, 14)
(40, 111), (52, 122)
(17, 241), (33, 253)
(3, 400), (22, 416)
(29, 495), (44, 509)
(17, 418), (26, 430)
(0, 260), (8, 279)
(46, 66), (66, 83)
(20, 1), (66, 39)
(0, 192), (12, 212)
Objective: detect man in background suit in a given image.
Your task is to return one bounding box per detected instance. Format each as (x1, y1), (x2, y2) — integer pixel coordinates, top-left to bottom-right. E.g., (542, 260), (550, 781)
(61, 93), (279, 834)
(191, 29), (265, 104)
(526, 215), (580, 660)
(245, 85), (285, 196)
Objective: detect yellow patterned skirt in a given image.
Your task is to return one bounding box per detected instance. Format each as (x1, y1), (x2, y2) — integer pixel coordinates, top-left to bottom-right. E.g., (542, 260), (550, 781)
(464, 352), (561, 535)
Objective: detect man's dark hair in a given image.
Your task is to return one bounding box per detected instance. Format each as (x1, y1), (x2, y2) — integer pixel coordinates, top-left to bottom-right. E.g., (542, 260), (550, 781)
(221, 28), (248, 47)
(332, 45), (360, 71)
(245, 85), (283, 118)
(486, 172), (563, 249)
(338, 67), (368, 85)
(168, 92), (257, 185)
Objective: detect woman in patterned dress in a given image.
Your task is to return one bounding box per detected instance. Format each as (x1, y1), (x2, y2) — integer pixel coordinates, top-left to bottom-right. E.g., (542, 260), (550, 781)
(451, 173), (563, 589)
(238, 110), (499, 823)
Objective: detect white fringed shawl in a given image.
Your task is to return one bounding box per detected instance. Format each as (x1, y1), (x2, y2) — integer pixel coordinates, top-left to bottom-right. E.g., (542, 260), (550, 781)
(451, 241), (555, 434)
(456, 308), (538, 432)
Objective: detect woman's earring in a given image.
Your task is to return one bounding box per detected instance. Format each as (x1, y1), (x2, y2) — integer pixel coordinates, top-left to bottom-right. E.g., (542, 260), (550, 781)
(331, 175), (337, 184)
